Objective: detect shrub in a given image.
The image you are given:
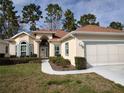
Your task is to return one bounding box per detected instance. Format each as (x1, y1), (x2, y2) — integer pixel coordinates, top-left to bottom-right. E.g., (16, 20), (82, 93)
(64, 59), (71, 65)
(10, 55), (16, 58)
(0, 57), (41, 65)
(75, 57), (87, 70)
(0, 54), (5, 58)
(49, 57), (57, 63)
(31, 54), (37, 57)
(49, 56), (71, 67)
(55, 57), (64, 66)
(29, 60), (41, 63)
(56, 54), (61, 57)
(61, 59), (71, 67)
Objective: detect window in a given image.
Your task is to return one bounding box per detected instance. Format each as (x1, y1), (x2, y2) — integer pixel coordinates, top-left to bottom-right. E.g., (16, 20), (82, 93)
(21, 42), (27, 56)
(5, 46), (8, 54)
(29, 44), (33, 55)
(15, 45), (17, 55)
(65, 43), (69, 56)
(54, 45), (60, 56)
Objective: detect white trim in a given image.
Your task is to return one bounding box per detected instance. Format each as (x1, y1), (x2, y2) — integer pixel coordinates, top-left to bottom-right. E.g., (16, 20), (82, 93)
(60, 31), (124, 41)
(32, 31), (56, 34)
(60, 32), (74, 41)
(72, 31), (124, 36)
(10, 31), (35, 39)
(83, 40), (124, 42)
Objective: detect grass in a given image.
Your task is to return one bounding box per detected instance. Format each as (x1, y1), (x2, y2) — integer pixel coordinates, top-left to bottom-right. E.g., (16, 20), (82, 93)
(0, 63), (124, 93)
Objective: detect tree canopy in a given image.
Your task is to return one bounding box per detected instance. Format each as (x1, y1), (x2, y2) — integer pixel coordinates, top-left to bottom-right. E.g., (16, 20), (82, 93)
(0, 0), (19, 39)
(109, 21), (123, 30)
(22, 3), (42, 31)
(45, 4), (62, 30)
(63, 9), (77, 32)
(78, 13), (99, 26)
(1, 2), (124, 38)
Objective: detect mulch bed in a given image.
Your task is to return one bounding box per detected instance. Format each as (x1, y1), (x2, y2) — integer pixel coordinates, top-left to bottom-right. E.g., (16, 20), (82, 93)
(49, 62), (75, 71)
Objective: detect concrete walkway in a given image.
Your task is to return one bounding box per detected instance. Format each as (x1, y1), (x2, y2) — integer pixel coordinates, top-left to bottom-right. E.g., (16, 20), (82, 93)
(41, 59), (93, 75)
(41, 59), (124, 86)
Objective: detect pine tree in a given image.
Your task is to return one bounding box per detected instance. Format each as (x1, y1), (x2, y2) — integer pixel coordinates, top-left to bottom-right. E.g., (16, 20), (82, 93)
(45, 4), (62, 30)
(78, 13), (99, 26)
(63, 9), (77, 32)
(0, 0), (19, 39)
(22, 3), (42, 31)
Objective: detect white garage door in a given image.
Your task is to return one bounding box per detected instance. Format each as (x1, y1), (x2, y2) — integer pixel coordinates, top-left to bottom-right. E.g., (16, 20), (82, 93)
(86, 43), (124, 66)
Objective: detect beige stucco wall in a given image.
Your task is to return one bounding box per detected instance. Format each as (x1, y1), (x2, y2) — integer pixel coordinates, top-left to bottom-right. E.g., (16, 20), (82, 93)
(33, 41), (39, 57)
(9, 33), (35, 56)
(35, 33), (53, 40)
(49, 42), (61, 57)
(9, 42), (16, 55)
(75, 38), (85, 57)
(49, 43), (55, 56)
(49, 37), (85, 66)
(34, 33), (54, 57)
(14, 34), (30, 44)
(0, 42), (9, 57)
(49, 37), (84, 66)
(61, 38), (77, 65)
(9, 32), (55, 57)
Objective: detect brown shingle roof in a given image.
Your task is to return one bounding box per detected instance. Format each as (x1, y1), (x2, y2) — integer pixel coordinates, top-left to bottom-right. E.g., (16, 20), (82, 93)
(76, 25), (122, 32)
(32, 29), (68, 39)
(32, 29), (56, 34)
(54, 30), (68, 38)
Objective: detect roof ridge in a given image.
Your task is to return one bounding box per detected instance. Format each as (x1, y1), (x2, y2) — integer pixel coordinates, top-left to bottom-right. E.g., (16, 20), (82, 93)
(76, 25), (123, 32)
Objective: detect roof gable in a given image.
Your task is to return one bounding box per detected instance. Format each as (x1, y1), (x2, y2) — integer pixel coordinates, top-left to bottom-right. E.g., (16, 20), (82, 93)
(11, 32), (35, 39)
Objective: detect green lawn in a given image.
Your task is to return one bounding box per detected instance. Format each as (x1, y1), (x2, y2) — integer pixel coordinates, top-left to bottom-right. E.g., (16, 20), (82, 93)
(0, 63), (124, 93)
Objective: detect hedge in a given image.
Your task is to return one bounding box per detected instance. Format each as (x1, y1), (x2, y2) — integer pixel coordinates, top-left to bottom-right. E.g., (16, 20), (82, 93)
(0, 57), (41, 65)
(75, 57), (87, 70)
(49, 56), (71, 67)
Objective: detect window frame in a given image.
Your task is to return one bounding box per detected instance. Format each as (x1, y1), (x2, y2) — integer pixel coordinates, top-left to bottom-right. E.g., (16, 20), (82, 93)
(20, 41), (27, 56)
(54, 44), (60, 56)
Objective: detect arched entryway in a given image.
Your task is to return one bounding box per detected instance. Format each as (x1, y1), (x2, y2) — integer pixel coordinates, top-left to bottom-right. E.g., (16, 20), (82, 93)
(39, 35), (49, 58)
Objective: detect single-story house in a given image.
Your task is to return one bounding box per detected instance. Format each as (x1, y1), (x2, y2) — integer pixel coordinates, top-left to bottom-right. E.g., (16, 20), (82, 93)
(0, 39), (9, 57)
(7, 25), (124, 66)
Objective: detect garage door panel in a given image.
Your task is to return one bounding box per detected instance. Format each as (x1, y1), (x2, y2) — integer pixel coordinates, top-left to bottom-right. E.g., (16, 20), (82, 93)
(87, 56), (96, 63)
(86, 43), (124, 66)
(118, 55), (124, 62)
(108, 55), (118, 62)
(108, 45), (118, 54)
(97, 55), (108, 62)
(86, 45), (96, 56)
(97, 45), (108, 55)
(118, 46), (124, 54)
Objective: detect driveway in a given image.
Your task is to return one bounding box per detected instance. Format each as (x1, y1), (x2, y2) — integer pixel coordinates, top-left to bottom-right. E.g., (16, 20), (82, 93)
(41, 60), (124, 86)
(91, 65), (124, 86)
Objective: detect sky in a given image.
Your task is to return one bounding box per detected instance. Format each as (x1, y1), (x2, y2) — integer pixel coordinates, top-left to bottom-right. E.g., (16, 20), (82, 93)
(12, 0), (124, 30)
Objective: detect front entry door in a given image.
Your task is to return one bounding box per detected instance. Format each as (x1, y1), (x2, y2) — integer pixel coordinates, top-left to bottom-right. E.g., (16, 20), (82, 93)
(40, 47), (48, 58)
